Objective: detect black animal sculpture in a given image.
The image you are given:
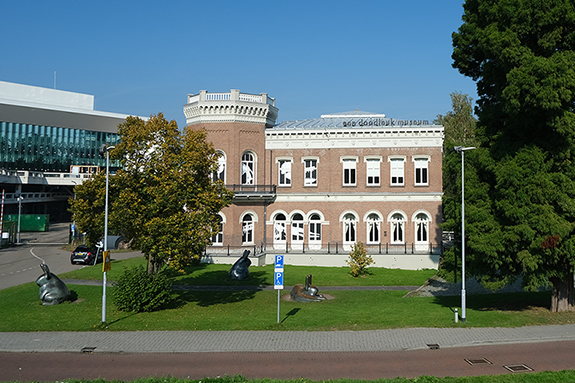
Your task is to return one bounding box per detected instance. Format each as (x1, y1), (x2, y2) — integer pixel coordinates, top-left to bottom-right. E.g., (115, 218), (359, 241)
(290, 274), (326, 302)
(36, 263), (69, 305)
(229, 250), (251, 280)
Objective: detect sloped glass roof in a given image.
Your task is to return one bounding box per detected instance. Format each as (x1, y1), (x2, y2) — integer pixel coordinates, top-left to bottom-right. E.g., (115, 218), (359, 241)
(272, 110), (434, 130)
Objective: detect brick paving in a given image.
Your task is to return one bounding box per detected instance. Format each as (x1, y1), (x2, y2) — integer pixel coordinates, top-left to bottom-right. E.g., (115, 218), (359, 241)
(2, 324), (575, 354)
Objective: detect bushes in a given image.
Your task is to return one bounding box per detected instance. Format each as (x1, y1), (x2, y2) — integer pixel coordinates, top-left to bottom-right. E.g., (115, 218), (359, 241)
(112, 265), (173, 312)
(346, 241), (374, 277)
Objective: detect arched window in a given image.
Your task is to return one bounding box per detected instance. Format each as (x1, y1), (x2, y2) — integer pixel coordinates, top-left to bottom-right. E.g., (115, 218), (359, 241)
(414, 212), (431, 250)
(242, 214), (254, 244)
(309, 213), (322, 249)
(366, 213), (381, 244)
(291, 213), (304, 247)
(211, 214), (224, 246)
(389, 212), (406, 244)
(342, 212), (357, 246)
(241, 151), (255, 185)
(273, 213), (287, 249)
(214, 150), (226, 182)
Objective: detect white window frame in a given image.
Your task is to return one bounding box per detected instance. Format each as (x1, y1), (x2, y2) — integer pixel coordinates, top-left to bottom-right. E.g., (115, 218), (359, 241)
(290, 212), (305, 247)
(413, 211), (432, 251)
(388, 156), (406, 186)
(341, 212), (358, 249)
(389, 212), (406, 244)
(308, 212), (322, 249)
(365, 212), (382, 244)
(341, 157), (358, 186)
(413, 156), (430, 186)
(276, 157), (293, 187)
(241, 151), (256, 185)
(365, 156), (382, 186)
(214, 150), (226, 183)
(302, 157), (319, 187)
(272, 212), (287, 249)
(240, 211), (258, 245)
(211, 213), (225, 246)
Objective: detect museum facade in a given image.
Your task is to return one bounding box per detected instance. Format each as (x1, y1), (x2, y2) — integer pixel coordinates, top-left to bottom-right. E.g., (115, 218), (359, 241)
(185, 90), (444, 269)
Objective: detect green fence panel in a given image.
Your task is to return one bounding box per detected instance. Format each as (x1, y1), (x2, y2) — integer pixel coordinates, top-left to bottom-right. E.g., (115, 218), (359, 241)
(5, 214), (50, 232)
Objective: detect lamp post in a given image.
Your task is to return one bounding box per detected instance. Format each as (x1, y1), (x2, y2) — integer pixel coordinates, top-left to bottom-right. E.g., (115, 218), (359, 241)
(16, 195), (23, 244)
(453, 146), (475, 323)
(102, 145), (115, 324)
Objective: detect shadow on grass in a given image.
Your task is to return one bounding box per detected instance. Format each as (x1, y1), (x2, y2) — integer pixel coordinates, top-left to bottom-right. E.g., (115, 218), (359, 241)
(174, 268), (270, 287)
(281, 308), (301, 323)
(174, 290), (258, 307)
(432, 291), (552, 312)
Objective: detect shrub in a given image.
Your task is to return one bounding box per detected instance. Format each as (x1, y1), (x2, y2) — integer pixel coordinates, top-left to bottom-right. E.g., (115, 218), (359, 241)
(346, 241), (374, 277)
(112, 265), (173, 312)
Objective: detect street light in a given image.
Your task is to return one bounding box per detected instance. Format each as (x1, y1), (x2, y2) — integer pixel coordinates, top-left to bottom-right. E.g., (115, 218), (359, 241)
(16, 195), (23, 244)
(102, 145), (115, 324)
(453, 146), (476, 323)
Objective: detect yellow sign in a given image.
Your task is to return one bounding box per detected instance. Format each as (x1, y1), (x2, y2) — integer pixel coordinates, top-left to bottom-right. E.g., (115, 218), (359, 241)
(102, 250), (111, 272)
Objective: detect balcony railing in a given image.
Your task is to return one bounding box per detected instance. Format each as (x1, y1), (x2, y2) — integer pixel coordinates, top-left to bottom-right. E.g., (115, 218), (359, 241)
(225, 184), (277, 202)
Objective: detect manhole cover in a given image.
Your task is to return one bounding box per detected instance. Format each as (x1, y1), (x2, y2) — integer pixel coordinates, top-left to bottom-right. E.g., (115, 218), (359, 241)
(504, 364), (533, 373)
(465, 358), (492, 365)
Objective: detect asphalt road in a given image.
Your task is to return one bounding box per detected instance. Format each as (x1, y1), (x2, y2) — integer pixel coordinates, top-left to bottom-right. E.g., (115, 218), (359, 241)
(0, 222), (142, 290)
(1, 340), (575, 381)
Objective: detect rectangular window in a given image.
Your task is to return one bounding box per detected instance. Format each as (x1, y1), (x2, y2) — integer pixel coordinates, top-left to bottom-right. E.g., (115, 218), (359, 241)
(304, 159), (317, 186)
(342, 159), (357, 186)
(414, 158), (429, 186)
(390, 158), (405, 186)
(366, 159), (381, 186)
(278, 159), (292, 186)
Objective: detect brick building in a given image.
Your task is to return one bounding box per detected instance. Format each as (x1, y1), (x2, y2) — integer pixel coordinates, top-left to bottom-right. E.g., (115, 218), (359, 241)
(185, 90), (444, 269)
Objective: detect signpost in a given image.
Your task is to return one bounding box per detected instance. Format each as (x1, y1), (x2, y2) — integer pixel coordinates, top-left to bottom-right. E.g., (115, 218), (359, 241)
(274, 255), (284, 323)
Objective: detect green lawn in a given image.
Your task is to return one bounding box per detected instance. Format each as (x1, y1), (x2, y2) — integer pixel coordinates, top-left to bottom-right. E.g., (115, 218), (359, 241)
(2, 256), (575, 332)
(59, 256), (436, 287)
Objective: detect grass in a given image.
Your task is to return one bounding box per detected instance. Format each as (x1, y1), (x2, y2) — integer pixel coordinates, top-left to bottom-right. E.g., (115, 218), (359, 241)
(2, 256), (575, 332)
(59, 255), (436, 287)
(3, 372), (575, 383)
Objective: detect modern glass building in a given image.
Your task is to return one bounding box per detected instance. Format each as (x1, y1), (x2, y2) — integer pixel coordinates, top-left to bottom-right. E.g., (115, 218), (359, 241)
(0, 80), (141, 220)
(0, 121), (120, 171)
(0, 81), (130, 172)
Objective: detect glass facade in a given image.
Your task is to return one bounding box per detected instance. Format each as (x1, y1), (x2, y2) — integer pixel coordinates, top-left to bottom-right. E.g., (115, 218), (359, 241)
(0, 121), (120, 171)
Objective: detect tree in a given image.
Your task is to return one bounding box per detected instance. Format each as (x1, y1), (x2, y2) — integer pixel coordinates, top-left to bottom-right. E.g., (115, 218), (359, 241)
(452, 0), (575, 311)
(70, 114), (233, 274)
(435, 91), (478, 150)
(436, 92), (478, 279)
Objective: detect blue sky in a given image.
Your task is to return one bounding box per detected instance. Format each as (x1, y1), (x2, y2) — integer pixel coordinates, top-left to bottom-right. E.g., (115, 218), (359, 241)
(1, 1), (477, 127)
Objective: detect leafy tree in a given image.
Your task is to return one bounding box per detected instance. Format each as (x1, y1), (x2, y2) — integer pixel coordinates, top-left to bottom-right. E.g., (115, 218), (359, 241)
(436, 92), (478, 280)
(346, 242), (374, 277)
(452, 0), (575, 311)
(71, 114), (233, 274)
(435, 91), (478, 150)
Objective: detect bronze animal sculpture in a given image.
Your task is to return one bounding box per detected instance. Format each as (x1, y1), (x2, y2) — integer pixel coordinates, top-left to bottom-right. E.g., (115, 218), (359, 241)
(290, 274), (325, 302)
(229, 250), (251, 280)
(36, 263), (69, 305)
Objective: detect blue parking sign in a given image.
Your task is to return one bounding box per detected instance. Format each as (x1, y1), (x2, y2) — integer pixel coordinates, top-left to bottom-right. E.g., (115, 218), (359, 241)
(274, 255), (284, 270)
(274, 271), (284, 289)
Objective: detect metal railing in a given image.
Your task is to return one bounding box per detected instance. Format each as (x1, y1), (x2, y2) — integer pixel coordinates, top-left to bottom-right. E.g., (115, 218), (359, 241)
(204, 243), (265, 257)
(204, 242), (442, 257)
(225, 184), (277, 194)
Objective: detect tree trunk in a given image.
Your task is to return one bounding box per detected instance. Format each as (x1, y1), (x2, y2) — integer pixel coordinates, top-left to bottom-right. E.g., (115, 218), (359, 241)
(146, 256), (161, 275)
(550, 273), (575, 312)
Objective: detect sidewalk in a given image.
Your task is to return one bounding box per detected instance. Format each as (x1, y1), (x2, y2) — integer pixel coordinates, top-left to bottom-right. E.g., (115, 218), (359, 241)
(2, 324), (575, 353)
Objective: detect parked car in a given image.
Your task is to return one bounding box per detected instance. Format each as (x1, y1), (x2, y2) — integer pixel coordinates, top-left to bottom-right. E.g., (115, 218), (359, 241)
(70, 245), (102, 265)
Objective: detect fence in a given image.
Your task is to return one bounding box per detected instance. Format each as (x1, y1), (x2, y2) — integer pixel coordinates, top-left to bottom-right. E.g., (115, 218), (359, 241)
(204, 242), (442, 257)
